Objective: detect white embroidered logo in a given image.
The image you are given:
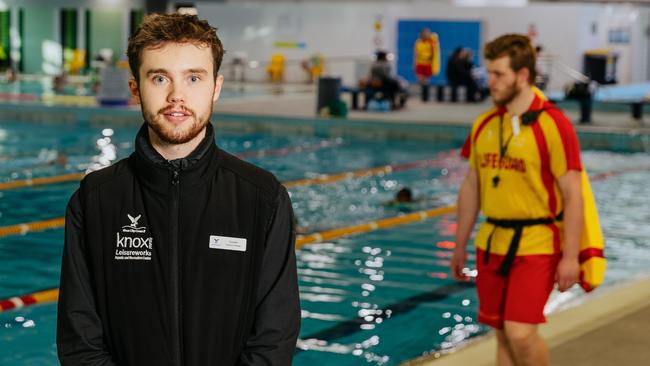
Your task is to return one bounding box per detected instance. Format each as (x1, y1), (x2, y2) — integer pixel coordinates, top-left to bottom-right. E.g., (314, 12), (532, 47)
(115, 213), (153, 261)
(122, 214), (146, 233)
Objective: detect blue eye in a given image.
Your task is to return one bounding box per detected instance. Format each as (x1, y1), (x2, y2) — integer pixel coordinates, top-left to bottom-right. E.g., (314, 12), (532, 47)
(152, 75), (168, 85)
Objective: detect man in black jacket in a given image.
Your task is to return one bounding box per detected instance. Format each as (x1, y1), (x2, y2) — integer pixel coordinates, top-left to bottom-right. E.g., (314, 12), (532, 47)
(57, 13), (301, 366)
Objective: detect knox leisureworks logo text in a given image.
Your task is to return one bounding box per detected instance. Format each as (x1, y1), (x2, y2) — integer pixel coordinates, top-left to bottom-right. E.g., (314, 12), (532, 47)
(115, 213), (154, 261)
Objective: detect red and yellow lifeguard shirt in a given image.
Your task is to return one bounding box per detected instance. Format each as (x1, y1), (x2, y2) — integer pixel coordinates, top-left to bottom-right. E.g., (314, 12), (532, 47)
(414, 33), (441, 75)
(460, 92), (582, 256)
(415, 38), (434, 65)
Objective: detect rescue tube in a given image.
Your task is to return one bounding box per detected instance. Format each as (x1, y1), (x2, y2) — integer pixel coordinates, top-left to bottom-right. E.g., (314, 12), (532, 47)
(579, 169), (606, 292)
(430, 33), (441, 76)
(535, 85), (606, 292)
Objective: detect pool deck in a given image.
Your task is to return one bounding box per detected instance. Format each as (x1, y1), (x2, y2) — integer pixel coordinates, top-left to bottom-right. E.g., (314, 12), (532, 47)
(404, 275), (650, 366)
(216, 87), (650, 134)
(216, 87), (650, 366)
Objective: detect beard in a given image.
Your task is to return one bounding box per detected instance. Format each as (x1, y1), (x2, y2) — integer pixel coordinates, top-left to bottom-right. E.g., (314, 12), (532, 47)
(141, 98), (213, 145)
(492, 79), (521, 107)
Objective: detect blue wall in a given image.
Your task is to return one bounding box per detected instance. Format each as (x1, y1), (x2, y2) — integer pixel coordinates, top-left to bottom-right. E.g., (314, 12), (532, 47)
(397, 20), (482, 85)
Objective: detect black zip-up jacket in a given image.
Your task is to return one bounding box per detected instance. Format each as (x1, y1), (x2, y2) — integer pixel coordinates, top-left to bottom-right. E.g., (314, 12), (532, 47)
(57, 123), (300, 365)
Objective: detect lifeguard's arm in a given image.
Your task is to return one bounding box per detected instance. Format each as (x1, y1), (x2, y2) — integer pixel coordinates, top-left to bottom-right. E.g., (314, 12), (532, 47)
(556, 170), (583, 291)
(240, 187), (300, 365)
(451, 168), (480, 280)
(57, 191), (117, 365)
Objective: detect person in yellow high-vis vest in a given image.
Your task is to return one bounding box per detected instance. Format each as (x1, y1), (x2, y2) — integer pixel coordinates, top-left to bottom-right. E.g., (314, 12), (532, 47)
(413, 28), (440, 102)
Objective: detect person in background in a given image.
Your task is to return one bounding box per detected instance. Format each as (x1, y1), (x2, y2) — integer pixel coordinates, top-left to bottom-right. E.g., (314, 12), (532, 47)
(451, 34), (584, 366)
(367, 50), (401, 109)
(57, 13), (300, 366)
(535, 44), (551, 91)
(445, 47), (480, 102)
(413, 28), (440, 102)
(384, 187), (442, 210)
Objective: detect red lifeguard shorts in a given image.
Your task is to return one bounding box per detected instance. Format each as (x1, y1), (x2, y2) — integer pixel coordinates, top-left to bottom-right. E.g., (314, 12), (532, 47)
(415, 63), (432, 77)
(475, 249), (560, 329)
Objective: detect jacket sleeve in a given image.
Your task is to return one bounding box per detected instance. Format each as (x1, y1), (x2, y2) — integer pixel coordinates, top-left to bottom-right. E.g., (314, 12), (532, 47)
(239, 187), (301, 366)
(57, 190), (117, 366)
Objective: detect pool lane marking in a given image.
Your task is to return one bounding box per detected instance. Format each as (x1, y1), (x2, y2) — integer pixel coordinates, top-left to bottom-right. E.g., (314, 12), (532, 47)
(0, 205), (458, 312)
(0, 206), (456, 312)
(0, 150), (439, 190)
(0, 203), (456, 242)
(0, 140), (348, 191)
(0, 217), (66, 238)
(284, 158), (451, 188)
(295, 281), (476, 354)
(1, 163), (648, 238)
(2, 165), (649, 315)
(0, 159), (640, 311)
(296, 205), (456, 249)
(0, 172), (85, 190)
(0, 288), (59, 313)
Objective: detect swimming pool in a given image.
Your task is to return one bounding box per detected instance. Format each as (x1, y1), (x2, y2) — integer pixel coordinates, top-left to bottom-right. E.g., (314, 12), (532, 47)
(1, 118), (649, 365)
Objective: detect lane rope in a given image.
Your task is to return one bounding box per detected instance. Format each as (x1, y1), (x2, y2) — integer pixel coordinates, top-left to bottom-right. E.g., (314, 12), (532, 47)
(1, 164), (648, 239)
(0, 204), (456, 312)
(0, 140), (349, 191)
(296, 205), (456, 248)
(0, 217), (66, 238)
(1, 164), (648, 312)
(0, 173), (85, 190)
(0, 288), (59, 313)
(283, 158), (451, 188)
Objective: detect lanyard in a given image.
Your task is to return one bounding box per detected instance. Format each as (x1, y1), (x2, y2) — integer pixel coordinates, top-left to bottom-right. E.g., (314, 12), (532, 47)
(492, 114), (514, 188)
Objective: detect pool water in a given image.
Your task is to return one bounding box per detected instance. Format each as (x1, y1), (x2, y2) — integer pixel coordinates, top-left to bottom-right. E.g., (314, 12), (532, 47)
(1, 120), (649, 365)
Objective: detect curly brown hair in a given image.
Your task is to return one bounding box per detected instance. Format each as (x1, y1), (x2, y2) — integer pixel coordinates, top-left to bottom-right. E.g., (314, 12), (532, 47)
(484, 34), (536, 84)
(127, 13), (225, 83)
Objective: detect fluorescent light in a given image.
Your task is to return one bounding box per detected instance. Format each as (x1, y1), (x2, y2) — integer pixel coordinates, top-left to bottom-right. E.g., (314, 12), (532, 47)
(453, 0), (527, 7)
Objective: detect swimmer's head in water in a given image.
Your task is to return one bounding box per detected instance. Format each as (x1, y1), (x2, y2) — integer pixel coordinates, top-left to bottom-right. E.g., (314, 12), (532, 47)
(396, 187), (413, 203)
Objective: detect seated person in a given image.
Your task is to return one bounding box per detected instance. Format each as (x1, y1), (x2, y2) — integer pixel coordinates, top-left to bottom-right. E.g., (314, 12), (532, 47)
(363, 50), (408, 110)
(445, 47), (481, 102)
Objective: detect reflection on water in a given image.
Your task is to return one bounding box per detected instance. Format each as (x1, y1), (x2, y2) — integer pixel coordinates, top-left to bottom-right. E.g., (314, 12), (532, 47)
(86, 128), (117, 173)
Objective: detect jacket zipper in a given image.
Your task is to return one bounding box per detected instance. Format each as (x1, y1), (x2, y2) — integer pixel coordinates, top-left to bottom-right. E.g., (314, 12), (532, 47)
(170, 168), (182, 366)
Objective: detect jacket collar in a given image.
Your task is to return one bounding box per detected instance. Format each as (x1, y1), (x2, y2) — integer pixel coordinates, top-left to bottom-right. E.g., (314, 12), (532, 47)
(130, 122), (220, 194)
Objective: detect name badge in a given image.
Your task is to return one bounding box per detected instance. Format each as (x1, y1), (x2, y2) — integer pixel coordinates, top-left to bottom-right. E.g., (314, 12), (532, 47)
(209, 235), (247, 252)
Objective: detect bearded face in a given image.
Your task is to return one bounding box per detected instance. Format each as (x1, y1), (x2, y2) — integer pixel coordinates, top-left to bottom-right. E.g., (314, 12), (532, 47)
(491, 78), (521, 107)
(486, 56), (525, 107)
(142, 97), (210, 145)
(129, 42), (223, 146)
